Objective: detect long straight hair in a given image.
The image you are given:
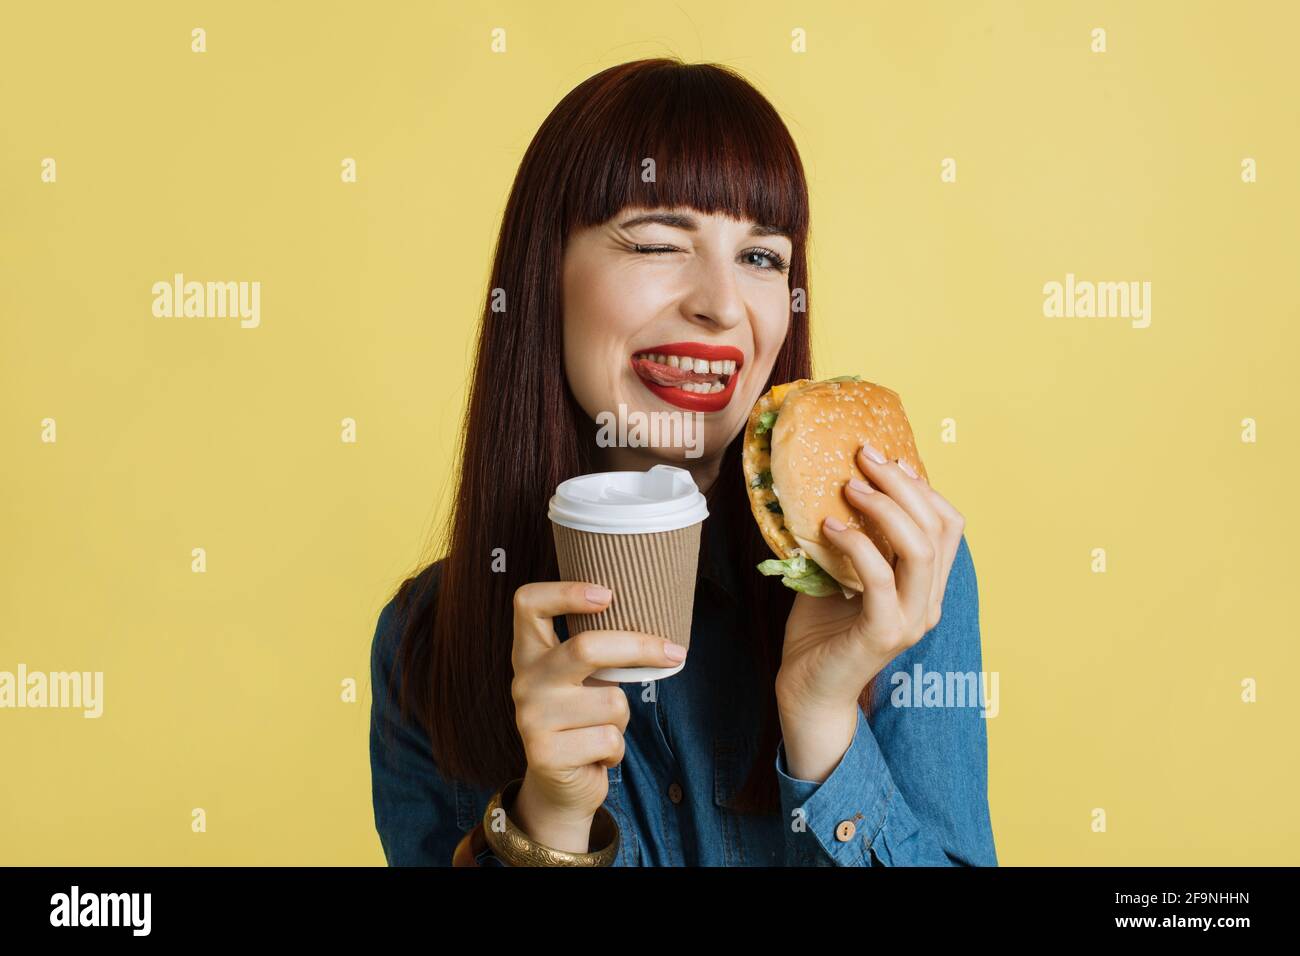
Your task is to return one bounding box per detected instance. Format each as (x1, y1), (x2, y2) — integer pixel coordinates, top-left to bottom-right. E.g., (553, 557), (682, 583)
(389, 58), (869, 814)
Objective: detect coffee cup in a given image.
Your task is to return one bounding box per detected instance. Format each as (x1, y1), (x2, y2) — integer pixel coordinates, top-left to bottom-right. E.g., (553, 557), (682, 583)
(548, 464), (708, 682)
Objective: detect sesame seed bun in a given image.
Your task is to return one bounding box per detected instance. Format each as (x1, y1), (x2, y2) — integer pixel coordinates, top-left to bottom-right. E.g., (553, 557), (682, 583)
(741, 376), (928, 595)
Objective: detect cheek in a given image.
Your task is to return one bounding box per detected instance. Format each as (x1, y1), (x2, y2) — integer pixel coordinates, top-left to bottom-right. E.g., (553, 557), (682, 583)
(760, 287), (793, 345)
(711, 305), (790, 447)
(751, 303), (791, 380)
(562, 329), (612, 421)
(562, 270), (640, 415)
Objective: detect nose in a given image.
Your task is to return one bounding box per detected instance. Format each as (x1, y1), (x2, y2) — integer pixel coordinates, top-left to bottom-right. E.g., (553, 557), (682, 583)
(678, 250), (747, 331)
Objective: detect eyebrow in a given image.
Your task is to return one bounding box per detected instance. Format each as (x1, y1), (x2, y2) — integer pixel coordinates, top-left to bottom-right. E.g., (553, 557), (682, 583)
(618, 211), (791, 240)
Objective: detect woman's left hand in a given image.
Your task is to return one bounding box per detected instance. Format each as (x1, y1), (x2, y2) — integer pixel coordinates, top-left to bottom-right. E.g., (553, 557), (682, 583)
(775, 444), (967, 722)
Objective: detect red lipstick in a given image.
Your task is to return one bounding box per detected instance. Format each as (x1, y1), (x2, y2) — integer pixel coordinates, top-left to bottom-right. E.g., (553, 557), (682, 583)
(628, 341), (746, 413)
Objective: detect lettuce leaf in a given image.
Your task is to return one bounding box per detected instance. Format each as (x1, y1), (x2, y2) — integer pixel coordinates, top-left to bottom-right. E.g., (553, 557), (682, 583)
(754, 410), (778, 435)
(755, 554), (840, 597)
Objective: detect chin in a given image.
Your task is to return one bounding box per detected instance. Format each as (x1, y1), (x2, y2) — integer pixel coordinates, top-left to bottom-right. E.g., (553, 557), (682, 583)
(582, 389), (716, 463)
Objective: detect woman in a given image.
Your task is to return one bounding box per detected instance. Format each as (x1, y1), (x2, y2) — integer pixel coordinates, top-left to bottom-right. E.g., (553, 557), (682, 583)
(370, 58), (997, 866)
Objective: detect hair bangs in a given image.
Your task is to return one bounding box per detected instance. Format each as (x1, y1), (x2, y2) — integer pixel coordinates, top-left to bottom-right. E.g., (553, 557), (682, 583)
(559, 59), (809, 246)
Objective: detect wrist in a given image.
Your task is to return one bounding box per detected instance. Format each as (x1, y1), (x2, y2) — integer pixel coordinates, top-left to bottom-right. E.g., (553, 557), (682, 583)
(775, 671), (858, 720)
(776, 649), (885, 719)
(777, 699), (859, 784)
(511, 776), (596, 854)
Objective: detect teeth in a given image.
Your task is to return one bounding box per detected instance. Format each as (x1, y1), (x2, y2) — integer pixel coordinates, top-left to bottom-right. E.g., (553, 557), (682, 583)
(634, 353), (738, 369)
(634, 353), (738, 373)
(674, 381), (727, 394)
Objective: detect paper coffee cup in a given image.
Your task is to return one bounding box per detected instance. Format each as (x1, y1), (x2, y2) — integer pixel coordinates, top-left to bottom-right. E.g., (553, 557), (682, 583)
(548, 464), (708, 682)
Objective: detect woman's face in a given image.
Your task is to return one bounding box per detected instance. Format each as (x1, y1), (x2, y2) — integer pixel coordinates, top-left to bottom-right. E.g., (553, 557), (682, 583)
(561, 204), (794, 475)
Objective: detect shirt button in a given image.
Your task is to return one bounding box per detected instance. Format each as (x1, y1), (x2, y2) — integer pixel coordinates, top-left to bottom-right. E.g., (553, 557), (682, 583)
(835, 819), (857, 842)
(667, 782), (683, 804)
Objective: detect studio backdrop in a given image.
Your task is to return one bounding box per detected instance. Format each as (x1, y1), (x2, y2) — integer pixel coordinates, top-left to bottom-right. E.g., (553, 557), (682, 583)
(1, 1), (1296, 864)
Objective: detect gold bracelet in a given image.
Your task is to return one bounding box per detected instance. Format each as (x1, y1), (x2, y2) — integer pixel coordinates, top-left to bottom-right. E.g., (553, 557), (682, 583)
(481, 777), (620, 866)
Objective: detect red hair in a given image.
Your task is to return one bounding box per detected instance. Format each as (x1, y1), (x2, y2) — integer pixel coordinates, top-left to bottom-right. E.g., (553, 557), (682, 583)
(387, 57), (840, 813)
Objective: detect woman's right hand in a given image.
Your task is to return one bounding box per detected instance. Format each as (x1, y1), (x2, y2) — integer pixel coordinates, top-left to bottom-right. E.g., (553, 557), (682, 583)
(508, 581), (687, 854)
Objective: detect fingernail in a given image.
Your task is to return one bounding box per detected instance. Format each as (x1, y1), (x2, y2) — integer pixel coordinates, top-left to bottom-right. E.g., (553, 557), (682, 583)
(585, 586), (611, 603)
(848, 477), (874, 494)
(664, 641), (687, 661)
(824, 516), (847, 531)
(861, 443), (887, 464)
(896, 458), (919, 479)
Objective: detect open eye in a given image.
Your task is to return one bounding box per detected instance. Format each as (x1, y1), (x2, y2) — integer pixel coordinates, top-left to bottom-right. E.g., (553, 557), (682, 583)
(743, 247), (790, 272)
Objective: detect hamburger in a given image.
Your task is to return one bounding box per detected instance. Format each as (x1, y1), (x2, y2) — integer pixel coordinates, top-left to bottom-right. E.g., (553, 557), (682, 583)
(742, 375), (929, 597)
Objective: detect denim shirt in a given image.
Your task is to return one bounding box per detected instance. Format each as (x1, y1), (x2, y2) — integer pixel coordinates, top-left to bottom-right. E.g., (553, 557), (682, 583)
(370, 517), (998, 867)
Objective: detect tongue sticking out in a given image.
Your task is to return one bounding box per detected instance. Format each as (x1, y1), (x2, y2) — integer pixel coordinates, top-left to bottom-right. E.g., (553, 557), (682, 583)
(632, 357), (724, 387)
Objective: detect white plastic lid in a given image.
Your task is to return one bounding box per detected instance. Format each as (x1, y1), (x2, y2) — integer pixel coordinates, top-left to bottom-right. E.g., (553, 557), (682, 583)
(548, 464), (709, 534)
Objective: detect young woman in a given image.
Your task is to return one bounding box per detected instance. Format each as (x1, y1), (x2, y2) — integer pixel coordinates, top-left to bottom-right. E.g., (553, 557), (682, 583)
(370, 58), (997, 866)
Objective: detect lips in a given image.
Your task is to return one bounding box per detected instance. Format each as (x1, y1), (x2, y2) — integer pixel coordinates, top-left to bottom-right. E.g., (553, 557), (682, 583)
(629, 341), (746, 413)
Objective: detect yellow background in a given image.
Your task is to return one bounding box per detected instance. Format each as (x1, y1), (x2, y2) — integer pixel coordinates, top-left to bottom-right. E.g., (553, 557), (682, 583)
(2, 1), (1296, 865)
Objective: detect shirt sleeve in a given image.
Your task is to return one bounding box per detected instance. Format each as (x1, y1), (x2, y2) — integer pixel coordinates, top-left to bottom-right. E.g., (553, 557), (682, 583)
(369, 590), (504, 866)
(774, 533), (998, 867)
